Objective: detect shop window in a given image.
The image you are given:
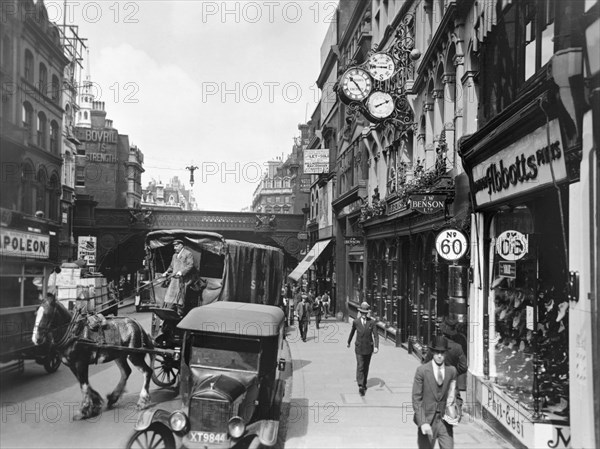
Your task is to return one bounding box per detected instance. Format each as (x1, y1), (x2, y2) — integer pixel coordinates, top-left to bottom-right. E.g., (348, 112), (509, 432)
(39, 63), (47, 95)
(0, 277), (21, 308)
(21, 161), (35, 214)
(2, 35), (12, 72)
(51, 74), (60, 102)
(35, 168), (47, 215)
(488, 199), (569, 417)
(75, 166), (85, 187)
(24, 49), (33, 83)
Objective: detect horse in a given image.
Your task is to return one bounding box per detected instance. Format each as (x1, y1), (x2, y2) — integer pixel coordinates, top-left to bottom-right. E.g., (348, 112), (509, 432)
(31, 295), (154, 420)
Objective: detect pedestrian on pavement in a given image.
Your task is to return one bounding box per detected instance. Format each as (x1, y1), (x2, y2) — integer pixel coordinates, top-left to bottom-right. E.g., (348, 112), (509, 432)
(162, 238), (195, 314)
(424, 317), (468, 419)
(313, 295), (324, 329)
(295, 294), (311, 342)
(347, 301), (379, 396)
(321, 291), (331, 318)
(412, 336), (458, 449)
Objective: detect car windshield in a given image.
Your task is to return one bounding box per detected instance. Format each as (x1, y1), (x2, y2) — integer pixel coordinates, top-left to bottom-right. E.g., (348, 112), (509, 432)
(188, 334), (260, 372)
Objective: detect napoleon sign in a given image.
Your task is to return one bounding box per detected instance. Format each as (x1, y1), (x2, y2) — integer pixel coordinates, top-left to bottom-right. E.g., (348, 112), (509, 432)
(435, 229), (468, 261)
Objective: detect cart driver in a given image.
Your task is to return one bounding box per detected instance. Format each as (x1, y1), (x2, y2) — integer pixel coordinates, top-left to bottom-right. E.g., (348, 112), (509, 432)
(162, 239), (195, 315)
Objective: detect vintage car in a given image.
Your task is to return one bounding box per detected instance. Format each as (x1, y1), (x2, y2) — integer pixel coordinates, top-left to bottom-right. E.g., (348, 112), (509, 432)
(127, 301), (287, 449)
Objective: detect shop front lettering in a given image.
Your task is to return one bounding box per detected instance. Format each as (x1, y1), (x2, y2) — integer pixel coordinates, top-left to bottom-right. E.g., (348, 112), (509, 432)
(2, 235), (47, 256)
(547, 427), (570, 448)
(473, 141), (562, 196)
(486, 387), (526, 440)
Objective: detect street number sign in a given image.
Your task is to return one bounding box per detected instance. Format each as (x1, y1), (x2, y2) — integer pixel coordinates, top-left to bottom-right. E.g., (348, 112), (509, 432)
(495, 230), (528, 261)
(435, 229), (468, 261)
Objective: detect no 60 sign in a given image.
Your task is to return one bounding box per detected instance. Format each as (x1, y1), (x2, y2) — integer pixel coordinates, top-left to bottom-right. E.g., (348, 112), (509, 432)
(435, 229), (468, 261)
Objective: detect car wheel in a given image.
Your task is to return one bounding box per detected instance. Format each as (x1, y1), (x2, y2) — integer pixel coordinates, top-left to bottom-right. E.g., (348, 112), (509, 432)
(126, 424), (175, 449)
(43, 348), (61, 374)
(151, 353), (179, 388)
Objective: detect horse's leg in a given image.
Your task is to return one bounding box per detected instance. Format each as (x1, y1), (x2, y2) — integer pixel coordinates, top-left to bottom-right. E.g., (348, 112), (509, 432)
(107, 356), (131, 409)
(129, 354), (152, 410)
(75, 360), (104, 419)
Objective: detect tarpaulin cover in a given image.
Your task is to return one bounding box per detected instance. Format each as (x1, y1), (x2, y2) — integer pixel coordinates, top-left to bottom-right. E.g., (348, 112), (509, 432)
(145, 230), (284, 306)
(288, 239), (332, 282)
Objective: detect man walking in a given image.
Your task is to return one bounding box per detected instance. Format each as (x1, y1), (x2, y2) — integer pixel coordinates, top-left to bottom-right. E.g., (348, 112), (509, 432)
(412, 336), (458, 449)
(295, 294), (310, 342)
(424, 317), (468, 417)
(347, 302), (379, 396)
(322, 291), (331, 318)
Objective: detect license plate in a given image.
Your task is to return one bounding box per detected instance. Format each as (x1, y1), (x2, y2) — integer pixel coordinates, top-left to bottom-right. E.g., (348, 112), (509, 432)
(188, 431), (227, 444)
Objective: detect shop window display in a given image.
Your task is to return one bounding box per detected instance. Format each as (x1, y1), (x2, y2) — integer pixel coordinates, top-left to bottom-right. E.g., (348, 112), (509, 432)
(490, 202), (569, 420)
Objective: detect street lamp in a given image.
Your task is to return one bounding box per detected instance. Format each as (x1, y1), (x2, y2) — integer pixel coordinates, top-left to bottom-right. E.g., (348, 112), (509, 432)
(185, 165), (198, 187)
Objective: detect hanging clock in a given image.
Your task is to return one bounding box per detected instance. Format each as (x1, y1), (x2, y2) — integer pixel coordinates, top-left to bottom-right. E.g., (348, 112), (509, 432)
(367, 52), (396, 81)
(366, 91), (395, 121)
(339, 68), (373, 103)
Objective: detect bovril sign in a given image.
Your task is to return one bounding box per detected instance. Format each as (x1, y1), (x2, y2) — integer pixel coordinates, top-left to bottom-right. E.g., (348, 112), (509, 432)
(409, 194), (446, 214)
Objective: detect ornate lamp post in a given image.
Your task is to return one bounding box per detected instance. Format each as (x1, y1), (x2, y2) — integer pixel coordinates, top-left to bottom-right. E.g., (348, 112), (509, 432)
(185, 165), (199, 187)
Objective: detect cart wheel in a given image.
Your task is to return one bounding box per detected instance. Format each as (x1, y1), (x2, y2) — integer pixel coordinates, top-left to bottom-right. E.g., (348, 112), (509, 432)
(151, 353), (179, 387)
(126, 424), (175, 449)
(43, 349), (61, 374)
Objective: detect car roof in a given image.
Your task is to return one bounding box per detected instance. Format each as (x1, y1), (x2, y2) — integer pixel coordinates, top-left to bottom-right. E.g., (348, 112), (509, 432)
(178, 302), (285, 336)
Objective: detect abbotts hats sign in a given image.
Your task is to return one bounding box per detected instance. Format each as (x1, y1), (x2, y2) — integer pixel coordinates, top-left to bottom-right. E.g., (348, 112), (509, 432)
(408, 194), (446, 214)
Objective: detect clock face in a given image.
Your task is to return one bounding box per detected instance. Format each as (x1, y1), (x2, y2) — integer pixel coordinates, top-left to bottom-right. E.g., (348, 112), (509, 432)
(366, 91), (395, 120)
(367, 53), (395, 81)
(340, 68), (373, 101)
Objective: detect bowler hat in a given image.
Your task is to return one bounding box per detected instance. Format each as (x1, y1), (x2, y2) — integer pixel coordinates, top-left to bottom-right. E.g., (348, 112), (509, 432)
(358, 302), (370, 313)
(428, 336), (449, 352)
(173, 239), (184, 245)
(439, 316), (458, 336)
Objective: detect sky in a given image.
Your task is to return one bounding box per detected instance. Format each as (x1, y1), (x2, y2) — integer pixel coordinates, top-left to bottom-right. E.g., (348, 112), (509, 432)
(49, 0), (336, 211)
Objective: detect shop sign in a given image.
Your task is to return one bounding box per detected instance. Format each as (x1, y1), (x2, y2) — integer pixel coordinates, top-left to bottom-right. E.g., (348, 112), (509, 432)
(304, 149), (329, 174)
(498, 261), (516, 278)
(300, 175), (311, 193)
(78, 236), (97, 266)
(74, 128), (118, 143)
(495, 230), (528, 261)
(386, 196), (408, 216)
(435, 229), (468, 261)
(471, 119), (567, 206)
(86, 153), (117, 163)
(344, 237), (363, 246)
(409, 194), (446, 214)
(482, 383), (532, 444)
(297, 232), (308, 240)
(0, 228), (50, 258)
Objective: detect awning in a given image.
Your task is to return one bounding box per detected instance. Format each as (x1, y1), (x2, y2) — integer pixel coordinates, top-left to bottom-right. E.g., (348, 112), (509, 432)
(288, 239), (332, 282)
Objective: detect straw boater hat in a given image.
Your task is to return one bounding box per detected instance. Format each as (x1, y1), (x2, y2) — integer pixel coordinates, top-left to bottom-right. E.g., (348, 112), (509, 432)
(358, 302), (370, 313)
(428, 336), (449, 352)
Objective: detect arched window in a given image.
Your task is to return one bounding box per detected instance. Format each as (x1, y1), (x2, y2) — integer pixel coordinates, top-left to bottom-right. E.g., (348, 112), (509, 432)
(83, 111), (88, 120)
(50, 120), (59, 154)
(35, 168), (47, 215)
(37, 111), (47, 148)
(39, 63), (47, 95)
(24, 49), (33, 83)
(2, 35), (12, 72)
(48, 173), (60, 220)
(51, 74), (59, 102)
(22, 101), (33, 128)
(21, 161), (35, 214)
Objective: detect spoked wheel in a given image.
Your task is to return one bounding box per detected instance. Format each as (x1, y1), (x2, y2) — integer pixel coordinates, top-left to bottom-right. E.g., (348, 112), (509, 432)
(151, 353), (179, 387)
(43, 348), (61, 374)
(126, 424), (175, 449)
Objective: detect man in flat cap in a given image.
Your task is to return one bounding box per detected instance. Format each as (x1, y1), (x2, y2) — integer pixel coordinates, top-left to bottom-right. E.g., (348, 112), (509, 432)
(162, 238), (195, 314)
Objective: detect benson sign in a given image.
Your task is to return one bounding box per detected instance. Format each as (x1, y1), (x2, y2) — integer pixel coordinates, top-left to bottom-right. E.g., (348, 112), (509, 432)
(409, 194), (446, 214)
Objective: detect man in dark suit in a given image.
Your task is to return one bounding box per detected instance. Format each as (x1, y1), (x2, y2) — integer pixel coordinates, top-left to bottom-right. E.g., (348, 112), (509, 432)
(424, 317), (468, 416)
(295, 294), (310, 342)
(412, 336), (458, 449)
(347, 302), (379, 396)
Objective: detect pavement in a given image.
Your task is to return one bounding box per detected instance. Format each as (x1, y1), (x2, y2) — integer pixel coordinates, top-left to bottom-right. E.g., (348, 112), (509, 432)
(281, 315), (514, 449)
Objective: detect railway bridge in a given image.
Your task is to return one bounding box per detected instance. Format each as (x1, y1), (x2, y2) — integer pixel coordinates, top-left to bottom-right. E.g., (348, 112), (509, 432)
(73, 207), (305, 278)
